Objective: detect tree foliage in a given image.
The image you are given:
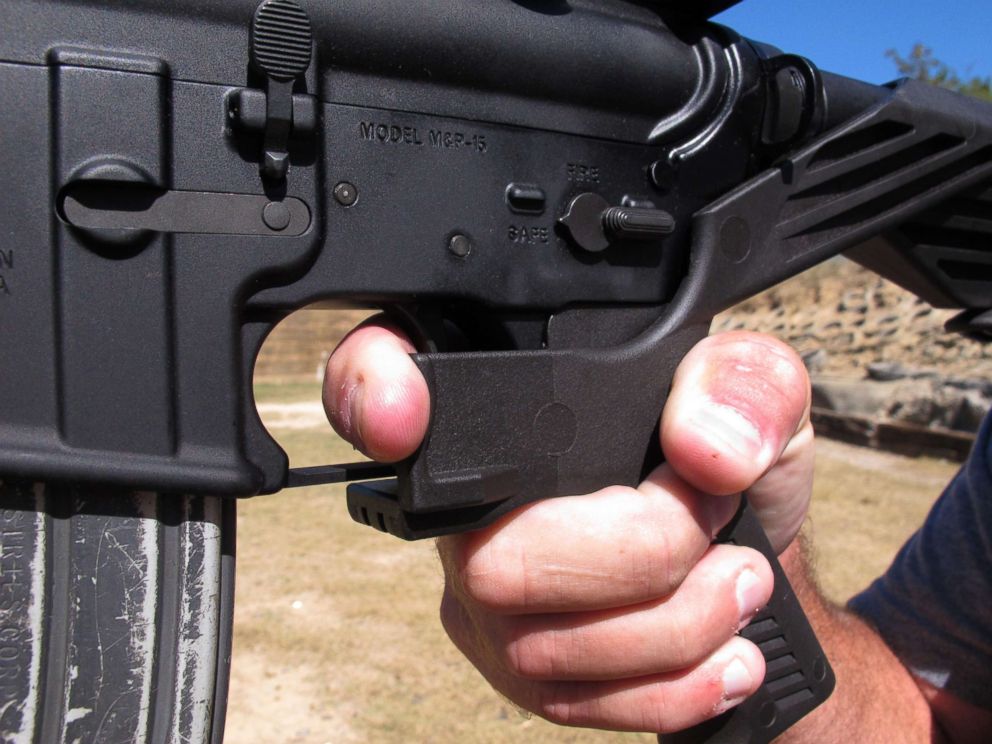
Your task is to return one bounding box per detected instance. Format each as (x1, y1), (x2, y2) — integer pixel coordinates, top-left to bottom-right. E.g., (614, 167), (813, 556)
(887, 44), (992, 102)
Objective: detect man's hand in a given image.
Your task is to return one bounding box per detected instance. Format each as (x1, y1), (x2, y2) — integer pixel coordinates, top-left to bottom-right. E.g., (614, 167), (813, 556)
(324, 324), (813, 734)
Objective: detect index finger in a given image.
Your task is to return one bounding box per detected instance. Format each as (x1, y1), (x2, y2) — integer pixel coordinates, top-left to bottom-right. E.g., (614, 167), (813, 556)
(322, 317), (430, 462)
(438, 463), (741, 614)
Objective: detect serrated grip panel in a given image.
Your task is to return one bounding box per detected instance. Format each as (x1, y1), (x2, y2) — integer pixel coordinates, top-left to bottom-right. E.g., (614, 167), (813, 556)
(663, 500), (835, 744)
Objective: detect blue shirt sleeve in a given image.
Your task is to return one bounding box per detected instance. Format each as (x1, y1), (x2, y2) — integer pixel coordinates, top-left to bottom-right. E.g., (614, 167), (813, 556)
(848, 411), (992, 710)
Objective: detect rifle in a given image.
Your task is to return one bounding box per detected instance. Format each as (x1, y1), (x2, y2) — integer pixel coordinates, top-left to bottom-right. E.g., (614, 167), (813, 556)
(1, 0), (990, 741)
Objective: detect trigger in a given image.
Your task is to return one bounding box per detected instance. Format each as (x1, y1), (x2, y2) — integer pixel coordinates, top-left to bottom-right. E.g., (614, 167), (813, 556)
(382, 305), (446, 353)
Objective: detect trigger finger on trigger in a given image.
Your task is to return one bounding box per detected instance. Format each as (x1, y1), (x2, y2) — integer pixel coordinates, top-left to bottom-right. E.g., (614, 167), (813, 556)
(323, 318), (430, 463)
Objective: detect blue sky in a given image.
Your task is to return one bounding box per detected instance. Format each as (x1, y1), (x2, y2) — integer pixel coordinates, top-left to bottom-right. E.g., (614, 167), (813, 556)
(715, 0), (991, 85)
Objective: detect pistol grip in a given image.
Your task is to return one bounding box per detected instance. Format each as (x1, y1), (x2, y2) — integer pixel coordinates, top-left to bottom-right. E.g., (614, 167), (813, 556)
(664, 499), (835, 744)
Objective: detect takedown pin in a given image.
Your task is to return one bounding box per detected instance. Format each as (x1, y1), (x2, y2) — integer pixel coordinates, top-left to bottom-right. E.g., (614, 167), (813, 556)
(59, 182), (311, 238)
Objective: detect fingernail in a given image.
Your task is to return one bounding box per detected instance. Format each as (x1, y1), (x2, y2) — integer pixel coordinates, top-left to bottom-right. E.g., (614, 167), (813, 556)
(735, 569), (766, 629)
(693, 401), (765, 463)
(721, 657), (755, 705)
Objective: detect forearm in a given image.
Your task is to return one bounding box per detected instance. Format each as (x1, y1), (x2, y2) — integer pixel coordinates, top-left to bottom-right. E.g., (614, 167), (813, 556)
(775, 536), (941, 743)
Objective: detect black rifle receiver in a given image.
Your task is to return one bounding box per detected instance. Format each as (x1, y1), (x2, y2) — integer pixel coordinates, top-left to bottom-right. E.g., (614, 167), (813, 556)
(1, 1), (991, 742)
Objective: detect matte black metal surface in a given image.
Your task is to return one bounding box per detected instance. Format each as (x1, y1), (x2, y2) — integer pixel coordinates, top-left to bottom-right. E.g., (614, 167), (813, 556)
(0, 0), (713, 142)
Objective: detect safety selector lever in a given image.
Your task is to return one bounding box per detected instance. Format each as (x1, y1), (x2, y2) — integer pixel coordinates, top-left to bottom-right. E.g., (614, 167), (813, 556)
(559, 193), (675, 253)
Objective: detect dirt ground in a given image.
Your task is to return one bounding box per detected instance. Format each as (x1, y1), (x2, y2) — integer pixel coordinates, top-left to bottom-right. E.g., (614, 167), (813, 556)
(222, 393), (960, 744)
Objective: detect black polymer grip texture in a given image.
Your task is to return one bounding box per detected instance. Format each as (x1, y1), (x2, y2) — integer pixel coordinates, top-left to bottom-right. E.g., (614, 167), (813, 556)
(665, 499), (835, 744)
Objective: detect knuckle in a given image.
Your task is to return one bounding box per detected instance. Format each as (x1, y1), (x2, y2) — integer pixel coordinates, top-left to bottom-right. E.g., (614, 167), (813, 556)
(663, 621), (699, 670)
(641, 534), (682, 596)
(535, 681), (581, 727)
(503, 629), (568, 680)
(503, 635), (551, 680)
(456, 546), (525, 612)
(616, 485), (689, 594)
(637, 521), (696, 596)
(458, 562), (519, 611)
(635, 688), (672, 734)
(438, 588), (465, 641)
(539, 702), (575, 728)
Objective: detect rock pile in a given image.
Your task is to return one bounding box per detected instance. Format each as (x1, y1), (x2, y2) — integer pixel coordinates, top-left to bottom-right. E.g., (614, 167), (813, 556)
(715, 258), (992, 438)
(715, 258), (992, 379)
(811, 372), (990, 434)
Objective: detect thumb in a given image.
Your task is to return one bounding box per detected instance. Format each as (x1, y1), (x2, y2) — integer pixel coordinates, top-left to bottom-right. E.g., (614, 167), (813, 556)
(660, 332), (813, 552)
